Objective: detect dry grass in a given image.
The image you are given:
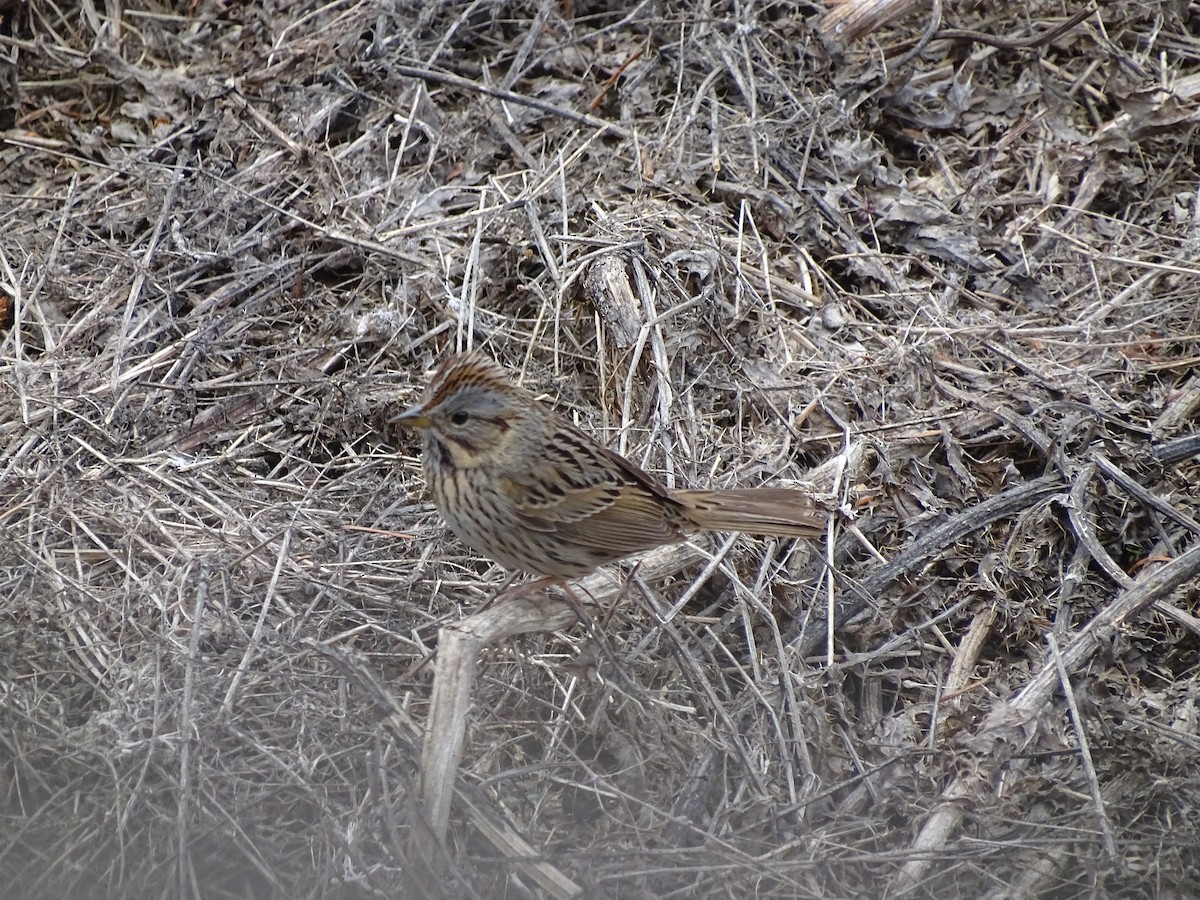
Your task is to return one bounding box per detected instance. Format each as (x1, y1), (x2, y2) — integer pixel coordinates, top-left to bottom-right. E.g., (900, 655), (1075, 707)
(2, 1), (1199, 897)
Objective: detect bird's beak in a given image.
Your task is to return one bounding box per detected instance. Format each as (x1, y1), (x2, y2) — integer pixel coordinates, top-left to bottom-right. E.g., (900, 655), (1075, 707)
(390, 405), (432, 430)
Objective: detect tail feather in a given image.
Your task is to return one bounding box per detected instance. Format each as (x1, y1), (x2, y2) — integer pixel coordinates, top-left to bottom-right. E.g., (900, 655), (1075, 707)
(676, 488), (825, 538)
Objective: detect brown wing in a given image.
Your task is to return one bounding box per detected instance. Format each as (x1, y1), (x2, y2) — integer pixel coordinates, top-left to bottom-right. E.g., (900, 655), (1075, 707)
(500, 423), (684, 558)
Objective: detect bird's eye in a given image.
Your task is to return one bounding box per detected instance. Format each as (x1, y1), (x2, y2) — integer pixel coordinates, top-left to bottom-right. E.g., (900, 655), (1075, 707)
(450, 411), (469, 426)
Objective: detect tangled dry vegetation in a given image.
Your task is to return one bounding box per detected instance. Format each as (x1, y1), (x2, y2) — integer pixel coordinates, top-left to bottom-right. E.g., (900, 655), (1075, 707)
(3, 1), (1200, 897)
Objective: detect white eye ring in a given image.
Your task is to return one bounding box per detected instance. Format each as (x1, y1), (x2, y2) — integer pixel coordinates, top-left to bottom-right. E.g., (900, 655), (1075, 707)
(450, 411), (470, 425)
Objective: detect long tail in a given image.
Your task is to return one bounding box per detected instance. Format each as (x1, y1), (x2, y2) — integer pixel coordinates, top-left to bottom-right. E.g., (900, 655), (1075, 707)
(675, 488), (825, 538)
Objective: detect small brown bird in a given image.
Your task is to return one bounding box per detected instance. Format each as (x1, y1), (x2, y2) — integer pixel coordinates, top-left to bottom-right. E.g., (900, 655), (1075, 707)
(392, 350), (825, 579)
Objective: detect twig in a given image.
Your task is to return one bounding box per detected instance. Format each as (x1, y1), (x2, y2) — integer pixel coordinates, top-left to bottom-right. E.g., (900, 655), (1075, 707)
(391, 63), (631, 140)
(1046, 633), (1119, 864)
(890, 541), (1200, 895)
